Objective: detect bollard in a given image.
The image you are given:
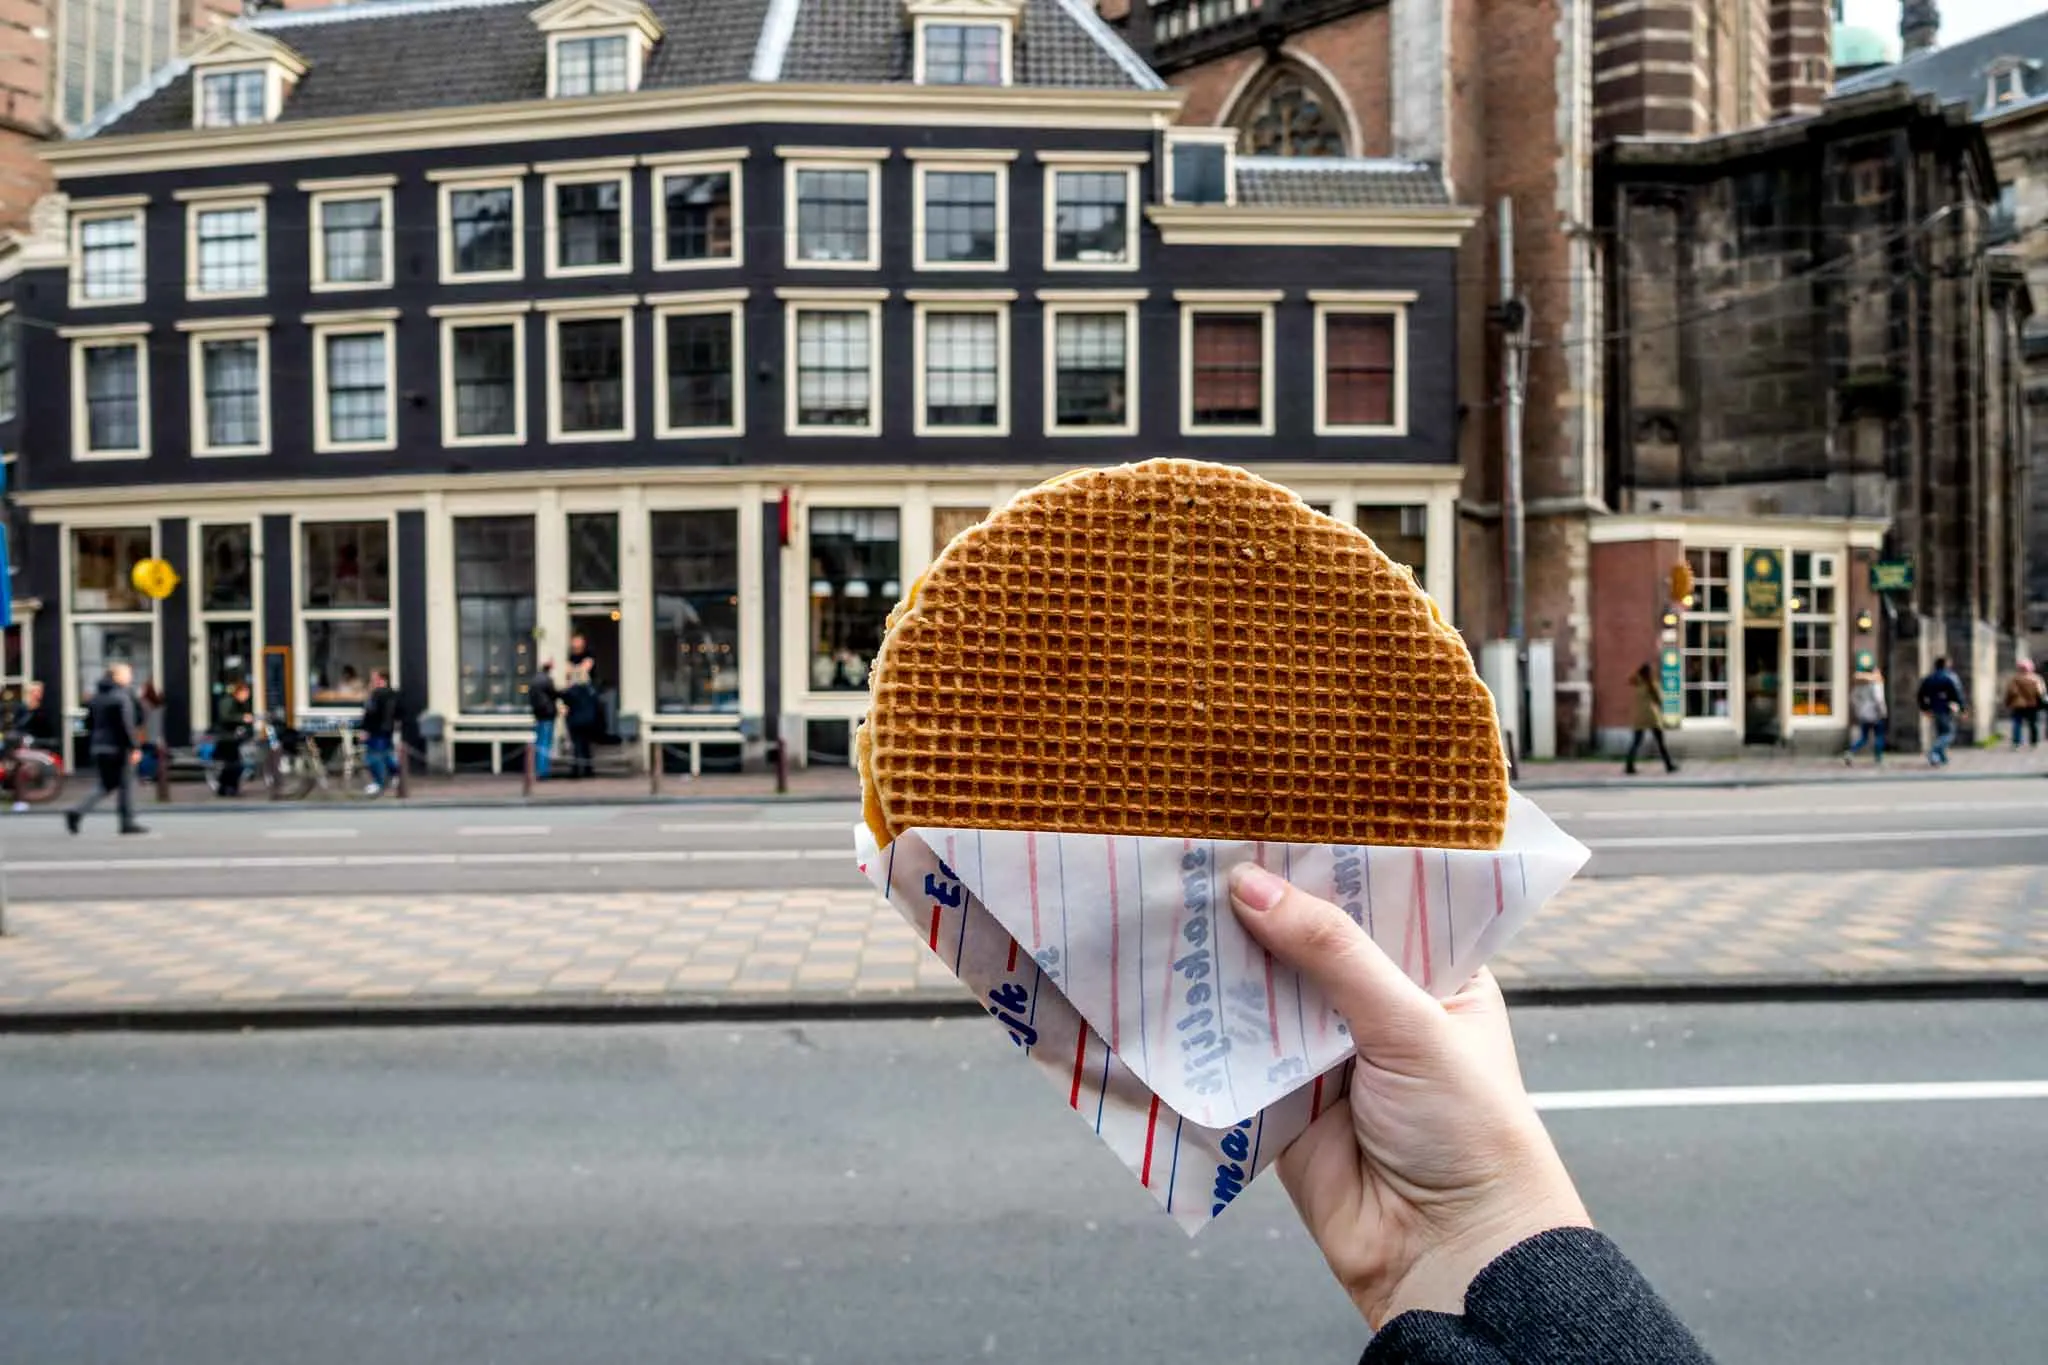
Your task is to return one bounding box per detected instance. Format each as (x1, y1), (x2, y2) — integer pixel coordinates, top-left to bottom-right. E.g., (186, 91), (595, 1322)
(649, 741), (661, 795)
(396, 739), (409, 799)
(775, 733), (789, 796)
(523, 740), (535, 798)
(155, 741), (171, 804)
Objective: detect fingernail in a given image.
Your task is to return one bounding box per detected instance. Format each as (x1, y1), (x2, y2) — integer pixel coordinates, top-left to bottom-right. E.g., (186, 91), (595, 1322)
(1230, 863), (1286, 913)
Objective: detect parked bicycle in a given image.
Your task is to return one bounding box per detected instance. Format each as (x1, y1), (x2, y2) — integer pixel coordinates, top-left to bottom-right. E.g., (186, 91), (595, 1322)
(196, 731), (261, 797)
(0, 742), (66, 806)
(259, 716), (331, 801)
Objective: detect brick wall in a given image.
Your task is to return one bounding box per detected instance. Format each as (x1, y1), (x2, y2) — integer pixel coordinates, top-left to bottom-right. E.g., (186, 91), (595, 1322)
(1167, 3), (1393, 154)
(1589, 536), (1679, 734)
(0, 0), (51, 232)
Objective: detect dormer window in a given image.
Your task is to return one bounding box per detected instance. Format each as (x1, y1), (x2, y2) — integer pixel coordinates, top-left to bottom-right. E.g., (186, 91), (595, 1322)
(185, 28), (306, 130)
(531, 0), (663, 99)
(907, 0), (1020, 87)
(1986, 59), (2031, 109)
(1165, 129), (1237, 206)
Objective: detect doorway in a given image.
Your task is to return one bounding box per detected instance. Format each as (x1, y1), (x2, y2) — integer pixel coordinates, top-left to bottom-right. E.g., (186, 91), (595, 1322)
(568, 610), (623, 741)
(1742, 626), (1781, 745)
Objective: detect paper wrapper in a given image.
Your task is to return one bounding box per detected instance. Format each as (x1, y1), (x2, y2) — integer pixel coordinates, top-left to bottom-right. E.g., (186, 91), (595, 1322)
(854, 792), (1589, 1234)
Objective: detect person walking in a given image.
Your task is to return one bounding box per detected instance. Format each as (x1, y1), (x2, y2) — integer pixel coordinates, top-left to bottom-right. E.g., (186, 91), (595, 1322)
(2003, 659), (2043, 749)
(65, 662), (146, 835)
(1917, 656), (1966, 766)
(527, 660), (560, 781)
(214, 680), (253, 797)
(562, 665), (601, 780)
(359, 668), (402, 796)
(1623, 662), (1678, 775)
(1844, 668), (1887, 765)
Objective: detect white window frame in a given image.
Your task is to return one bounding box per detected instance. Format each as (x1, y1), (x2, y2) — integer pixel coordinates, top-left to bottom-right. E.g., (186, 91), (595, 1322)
(65, 324), (152, 462)
(181, 318), (272, 457)
(183, 194), (268, 302)
(187, 516), (264, 733)
(434, 304), (529, 449)
(781, 149), (886, 272)
(910, 152), (1012, 273)
(1165, 129), (1239, 206)
(1041, 158), (1142, 273)
(309, 310), (400, 453)
(1312, 293), (1412, 437)
(305, 180), (396, 292)
(547, 29), (641, 98)
(69, 202), (148, 309)
(912, 16), (1014, 87)
(62, 521), (161, 725)
(1040, 290), (1142, 437)
(193, 63), (283, 129)
(780, 289), (886, 438)
(1177, 291), (1279, 437)
(542, 162), (634, 279)
(294, 509), (399, 720)
(648, 150), (746, 272)
(652, 289), (746, 439)
(543, 299), (636, 443)
(911, 294), (1011, 437)
(434, 169), (527, 285)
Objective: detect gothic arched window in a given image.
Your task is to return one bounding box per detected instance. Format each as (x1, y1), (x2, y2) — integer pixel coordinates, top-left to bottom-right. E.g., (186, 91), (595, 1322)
(1234, 64), (1349, 158)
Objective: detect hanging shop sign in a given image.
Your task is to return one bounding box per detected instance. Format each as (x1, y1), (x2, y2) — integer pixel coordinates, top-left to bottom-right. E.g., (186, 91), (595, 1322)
(1869, 559), (1914, 593)
(1742, 549), (1783, 619)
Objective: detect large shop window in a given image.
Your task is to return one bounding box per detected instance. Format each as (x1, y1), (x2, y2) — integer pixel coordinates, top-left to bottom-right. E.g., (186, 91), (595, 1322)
(191, 203), (264, 298)
(651, 510), (741, 714)
(551, 314), (630, 439)
(791, 306), (878, 434)
(74, 211), (143, 305)
(1184, 309), (1270, 432)
(301, 520), (391, 709)
(550, 175), (628, 275)
(75, 339), (148, 458)
(1681, 548), (1732, 719)
(1049, 169), (1134, 267)
(658, 305), (740, 436)
(917, 167), (1002, 270)
(657, 166), (738, 268)
(443, 182), (521, 280)
(1355, 505), (1429, 586)
(313, 192), (392, 289)
(790, 165), (877, 268)
(1048, 306), (1133, 433)
(71, 527), (155, 705)
(1790, 551), (1837, 718)
(809, 508), (899, 692)
(456, 516), (536, 715)
(1318, 307), (1403, 433)
(918, 306), (1004, 434)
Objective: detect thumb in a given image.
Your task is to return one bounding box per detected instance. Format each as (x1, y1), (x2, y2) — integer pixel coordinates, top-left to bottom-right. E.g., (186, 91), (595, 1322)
(1229, 863), (1447, 1068)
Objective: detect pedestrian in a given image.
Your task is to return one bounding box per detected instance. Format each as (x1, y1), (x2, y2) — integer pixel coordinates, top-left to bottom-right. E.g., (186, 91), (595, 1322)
(1916, 655), (1966, 766)
(65, 661), (146, 836)
(1844, 668), (1887, 765)
(528, 659), (561, 781)
(2003, 659), (2043, 748)
(5, 680), (48, 812)
(1224, 865), (1712, 1362)
(1623, 662), (1677, 775)
(214, 680), (253, 797)
(562, 664), (601, 779)
(567, 632), (595, 688)
(359, 667), (402, 796)
(135, 681), (164, 783)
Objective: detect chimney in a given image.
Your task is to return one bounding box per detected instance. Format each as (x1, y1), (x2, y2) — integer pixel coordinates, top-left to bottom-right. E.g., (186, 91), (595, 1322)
(1901, 1), (1939, 56)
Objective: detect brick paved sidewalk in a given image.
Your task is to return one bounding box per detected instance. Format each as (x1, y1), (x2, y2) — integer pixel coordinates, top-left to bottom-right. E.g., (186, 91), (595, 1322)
(2, 866), (2043, 1018)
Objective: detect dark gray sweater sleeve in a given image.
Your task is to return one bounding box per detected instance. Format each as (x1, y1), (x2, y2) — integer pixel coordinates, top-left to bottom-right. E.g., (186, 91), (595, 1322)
(1359, 1228), (1713, 1365)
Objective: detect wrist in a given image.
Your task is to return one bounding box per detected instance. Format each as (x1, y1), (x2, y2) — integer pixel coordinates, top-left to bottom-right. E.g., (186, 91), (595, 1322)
(1361, 1190), (1592, 1330)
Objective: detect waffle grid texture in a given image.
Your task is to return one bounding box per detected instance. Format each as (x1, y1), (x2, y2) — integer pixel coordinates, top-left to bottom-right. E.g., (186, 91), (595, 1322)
(861, 460), (1508, 849)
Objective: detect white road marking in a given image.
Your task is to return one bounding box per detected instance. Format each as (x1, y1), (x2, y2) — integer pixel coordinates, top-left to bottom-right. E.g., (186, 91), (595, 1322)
(260, 828), (358, 840)
(1533, 1080), (2048, 1112)
(1564, 799), (2047, 822)
(5, 847), (854, 873)
(657, 820), (851, 835)
(456, 825), (552, 838)
(1583, 827), (2048, 849)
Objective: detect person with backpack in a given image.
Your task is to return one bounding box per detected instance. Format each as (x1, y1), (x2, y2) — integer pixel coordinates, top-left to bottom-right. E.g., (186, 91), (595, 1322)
(2003, 659), (2043, 749)
(1916, 656), (1966, 766)
(562, 664), (602, 780)
(359, 668), (402, 796)
(528, 660), (561, 780)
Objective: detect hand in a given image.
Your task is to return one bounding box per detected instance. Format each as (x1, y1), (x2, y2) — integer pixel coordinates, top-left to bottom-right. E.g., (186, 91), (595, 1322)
(130, 749), (142, 766)
(1228, 865), (1590, 1330)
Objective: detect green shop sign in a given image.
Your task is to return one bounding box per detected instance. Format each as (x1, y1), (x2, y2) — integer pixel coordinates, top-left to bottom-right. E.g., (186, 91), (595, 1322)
(1869, 559), (1914, 593)
(1659, 647), (1684, 724)
(1743, 549), (1784, 618)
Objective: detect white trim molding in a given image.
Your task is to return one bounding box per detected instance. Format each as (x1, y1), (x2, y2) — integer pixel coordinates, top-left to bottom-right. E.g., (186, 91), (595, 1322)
(652, 293), (747, 440)
(436, 170), (527, 285)
(308, 185), (396, 292)
(1043, 161), (1140, 273)
(1042, 295), (1138, 438)
(652, 155), (745, 272)
(1313, 297), (1410, 438)
(69, 333), (152, 462)
(184, 193), (268, 302)
(545, 302), (637, 444)
(783, 155), (883, 272)
(912, 297), (1010, 438)
(1178, 299), (1275, 438)
(912, 158), (1010, 273)
(544, 166), (634, 278)
(189, 324), (273, 458)
(310, 316), (399, 453)
(439, 310), (529, 449)
(784, 296), (884, 438)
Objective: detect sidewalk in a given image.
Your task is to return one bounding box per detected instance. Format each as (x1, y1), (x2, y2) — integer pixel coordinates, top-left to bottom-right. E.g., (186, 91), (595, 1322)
(2, 864), (2042, 1023)
(114, 742), (2048, 812)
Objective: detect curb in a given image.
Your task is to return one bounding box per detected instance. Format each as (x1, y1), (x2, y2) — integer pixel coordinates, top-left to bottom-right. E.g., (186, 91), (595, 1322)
(1, 973), (2040, 1033)
(1513, 769), (2048, 792)
(20, 790), (864, 816)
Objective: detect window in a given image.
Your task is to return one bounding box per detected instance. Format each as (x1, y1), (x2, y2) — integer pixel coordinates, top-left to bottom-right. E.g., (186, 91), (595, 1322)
(311, 190), (392, 290)
(1045, 303), (1136, 435)
(1355, 505), (1428, 586)
(198, 69), (267, 127)
(787, 161), (879, 269)
(1790, 551), (1838, 719)
(314, 322), (395, 452)
(569, 513), (619, 596)
(441, 317), (525, 446)
(1181, 304), (1273, 434)
(301, 519), (391, 708)
(554, 34), (630, 97)
(809, 508), (899, 692)
(1235, 64), (1350, 157)
(916, 165), (1004, 270)
(197, 522), (257, 726)
(440, 181), (522, 281)
(548, 173), (630, 275)
(192, 331), (269, 455)
(788, 303), (880, 435)
(655, 164), (740, 269)
(1048, 167), (1136, 268)
(656, 302), (742, 437)
(72, 337), (149, 459)
(651, 510), (741, 714)
(1168, 137), (1232, 205)
(190, 202), (265, 298)
(932, 506), (987, 549)
(0, 313), (16, 425)
(915, 304), (1006, 435)
(456, 516), (537, 714)
(1681, 547), (1732, 720)
(70, 527), (155, 710)
(548, 311), (632, 440)
(201, 524), (254, 613)
(74, 210), (144, 305)
(919, 22), (1005, 85)
(1316, 303), (1407, 434)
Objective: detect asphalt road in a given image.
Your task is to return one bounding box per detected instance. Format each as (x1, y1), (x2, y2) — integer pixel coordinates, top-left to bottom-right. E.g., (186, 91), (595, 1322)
(0, 1001), (2041, 1364)
(2, 777), (2044, 899)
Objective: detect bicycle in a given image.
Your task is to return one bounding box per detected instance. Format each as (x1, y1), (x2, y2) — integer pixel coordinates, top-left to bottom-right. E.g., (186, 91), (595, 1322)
(0, 741), (66, 806)
(197, 731), (261, 797)
(258, 717), (331, 801)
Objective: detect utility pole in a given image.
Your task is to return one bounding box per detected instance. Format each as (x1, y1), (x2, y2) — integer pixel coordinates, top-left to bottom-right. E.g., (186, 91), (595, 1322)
(1499, 197), (1531, 646)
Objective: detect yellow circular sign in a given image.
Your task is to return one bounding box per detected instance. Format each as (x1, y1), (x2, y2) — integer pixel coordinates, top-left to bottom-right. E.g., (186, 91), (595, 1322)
(130, 557), (181, 601)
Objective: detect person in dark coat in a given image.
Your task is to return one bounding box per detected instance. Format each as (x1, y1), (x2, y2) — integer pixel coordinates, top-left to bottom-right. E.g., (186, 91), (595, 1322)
(1623, 662), (1678, 775)
(1916, 656), (1966, 766)
(65, 662), (146, 835)
(562, 665), (601, 780)
(359, 669), (402, 796)
(214, 680), (253, 797)
(1224, 865), (1713, 1365)
(528, 661), (561, 781)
